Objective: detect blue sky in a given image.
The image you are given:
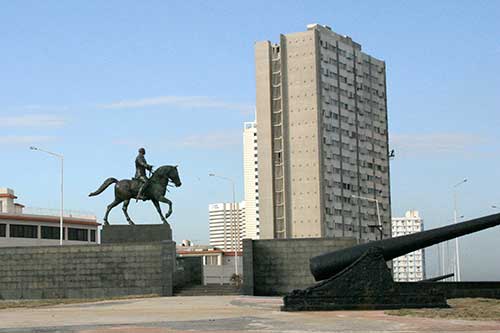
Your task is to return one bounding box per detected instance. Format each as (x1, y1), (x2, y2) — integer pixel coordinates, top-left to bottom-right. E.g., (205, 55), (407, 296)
(1, 1), (499, 280)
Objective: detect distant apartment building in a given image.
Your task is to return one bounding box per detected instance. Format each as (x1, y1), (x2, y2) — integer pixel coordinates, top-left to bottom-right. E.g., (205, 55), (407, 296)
(392, 210), (426, 282)
(0, 188), (99, 246)
(243, 121), (260, 239)
(208, 202), (245, 251)
(255, 23), (391, 240)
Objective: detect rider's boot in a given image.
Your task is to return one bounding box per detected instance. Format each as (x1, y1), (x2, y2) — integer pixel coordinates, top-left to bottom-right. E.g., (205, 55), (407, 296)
(136, 185), (145, 202)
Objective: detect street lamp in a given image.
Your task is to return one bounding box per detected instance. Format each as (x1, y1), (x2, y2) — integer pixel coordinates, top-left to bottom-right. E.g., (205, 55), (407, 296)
(453, 178), (467, 281)
(30, 146), (64, 246)
(209, 173), (239, 276)
(352, 195), (382, 240)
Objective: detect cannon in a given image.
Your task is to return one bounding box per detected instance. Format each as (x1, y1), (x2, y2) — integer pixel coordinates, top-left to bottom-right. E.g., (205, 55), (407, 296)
(420, 273), (454, 282)
(282, 213), (500, 311)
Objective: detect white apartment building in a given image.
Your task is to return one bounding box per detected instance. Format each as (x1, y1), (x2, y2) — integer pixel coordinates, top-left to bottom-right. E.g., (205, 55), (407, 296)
(243, 121), (260, 239)
(255, 24), (391, 240)
(392, 210), (426, 282)
(208, 202), (245, 251)
(0, 188), (99, 246)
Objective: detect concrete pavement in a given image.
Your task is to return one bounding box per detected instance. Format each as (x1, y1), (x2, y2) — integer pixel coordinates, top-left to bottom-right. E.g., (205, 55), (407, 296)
(0, 296), (499, 332)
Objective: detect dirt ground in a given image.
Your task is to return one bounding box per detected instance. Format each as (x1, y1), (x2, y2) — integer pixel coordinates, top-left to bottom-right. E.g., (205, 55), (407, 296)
(386, 298), (500, 321)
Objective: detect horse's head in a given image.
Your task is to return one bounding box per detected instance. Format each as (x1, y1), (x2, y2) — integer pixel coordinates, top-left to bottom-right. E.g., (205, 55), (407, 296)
(169, 165), (182, 187)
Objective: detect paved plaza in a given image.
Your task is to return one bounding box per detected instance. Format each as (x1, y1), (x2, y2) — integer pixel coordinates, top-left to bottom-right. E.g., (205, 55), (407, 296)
(0, 296), (499, 332)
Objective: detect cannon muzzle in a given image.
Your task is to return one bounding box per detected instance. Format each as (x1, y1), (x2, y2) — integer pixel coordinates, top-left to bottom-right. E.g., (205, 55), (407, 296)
(310, 213), (500, 281)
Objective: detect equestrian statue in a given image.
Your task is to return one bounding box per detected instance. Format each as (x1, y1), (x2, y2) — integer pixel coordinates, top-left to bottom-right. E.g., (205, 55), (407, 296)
(89, 148), (182, 225)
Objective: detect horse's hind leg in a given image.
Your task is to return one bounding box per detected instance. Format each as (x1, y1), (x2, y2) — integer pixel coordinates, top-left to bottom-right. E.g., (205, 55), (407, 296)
(103, 198), (123, 225)
(122, 199), (135, 225)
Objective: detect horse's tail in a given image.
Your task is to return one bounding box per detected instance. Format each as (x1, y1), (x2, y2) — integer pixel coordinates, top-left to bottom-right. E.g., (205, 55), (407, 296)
(88, 178), (118, 197)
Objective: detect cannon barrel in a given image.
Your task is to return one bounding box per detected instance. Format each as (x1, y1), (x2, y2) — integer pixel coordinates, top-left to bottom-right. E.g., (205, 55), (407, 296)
(420, 273), (454, 282)
(310, 213), (500, 281)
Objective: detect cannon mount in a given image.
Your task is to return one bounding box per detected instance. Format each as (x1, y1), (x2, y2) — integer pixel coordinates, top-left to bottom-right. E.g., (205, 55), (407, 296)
(282, 213), (500, 311)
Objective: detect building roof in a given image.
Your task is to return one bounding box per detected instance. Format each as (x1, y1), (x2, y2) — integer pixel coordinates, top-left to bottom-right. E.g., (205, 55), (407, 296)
(0, 213), (100, 226)
(0, 193), (17, 199)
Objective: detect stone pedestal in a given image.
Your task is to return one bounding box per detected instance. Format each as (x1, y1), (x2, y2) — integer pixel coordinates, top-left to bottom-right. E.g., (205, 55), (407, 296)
(101, 223), (172, 243)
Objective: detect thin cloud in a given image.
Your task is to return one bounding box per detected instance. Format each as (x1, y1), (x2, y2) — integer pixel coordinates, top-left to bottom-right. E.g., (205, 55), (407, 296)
(111, 138), (144, 147)
(391, 133), (488, 156)
(100, 95), (255, 115)
(0, 136), (56, 145)
(178, 131), (241, 149)
(0, 114), (66, 128)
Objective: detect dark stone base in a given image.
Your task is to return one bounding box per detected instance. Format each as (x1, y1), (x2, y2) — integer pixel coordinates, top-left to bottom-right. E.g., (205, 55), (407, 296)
(101, 223), (172, 243)
(282, 248), (449, 311)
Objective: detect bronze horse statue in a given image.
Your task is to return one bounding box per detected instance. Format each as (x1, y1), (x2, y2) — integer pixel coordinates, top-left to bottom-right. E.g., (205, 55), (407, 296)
(89, 165), (181, 225)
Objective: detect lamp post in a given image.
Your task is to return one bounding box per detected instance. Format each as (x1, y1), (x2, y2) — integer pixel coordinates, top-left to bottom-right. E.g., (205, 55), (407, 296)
(209, 173), (239, 276)
(351, 195), (382, 240)
(453, 178), (467, 281)
(30, 146), (64, 246)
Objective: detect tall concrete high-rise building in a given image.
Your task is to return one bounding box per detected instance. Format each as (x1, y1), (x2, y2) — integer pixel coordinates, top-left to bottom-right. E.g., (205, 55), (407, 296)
(255, 24), (391, 240)
(392, 210), (426, 281)
(208, 202), (245, 251)
(243, 121), (260, 239)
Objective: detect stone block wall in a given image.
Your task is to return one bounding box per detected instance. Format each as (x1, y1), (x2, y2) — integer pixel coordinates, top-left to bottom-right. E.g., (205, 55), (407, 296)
(243, 237), (357, 296)
(0, 241), (176, 299)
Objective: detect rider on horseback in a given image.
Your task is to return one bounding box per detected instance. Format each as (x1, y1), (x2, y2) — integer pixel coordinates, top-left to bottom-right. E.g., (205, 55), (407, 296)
(135, 147), (153, 201)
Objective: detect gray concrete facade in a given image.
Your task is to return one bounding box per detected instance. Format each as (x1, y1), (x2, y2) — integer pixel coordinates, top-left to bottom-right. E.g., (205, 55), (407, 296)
(0, 241), (176, 299)
(255, 24), (391, 241)
(242, 237), (356, 296)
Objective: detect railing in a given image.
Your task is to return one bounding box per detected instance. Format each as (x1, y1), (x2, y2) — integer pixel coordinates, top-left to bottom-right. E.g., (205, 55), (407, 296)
(23, 207), (96, 220)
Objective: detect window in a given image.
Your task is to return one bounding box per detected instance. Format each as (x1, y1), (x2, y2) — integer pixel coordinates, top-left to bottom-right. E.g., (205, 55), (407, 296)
(0, 224), (5, 237)
(41, 226), (63, 240)
(90, 230), (96, 242)
(10, 224), (37, 238)
(68, 228), (88, 241)
(206, 256), (218, 265)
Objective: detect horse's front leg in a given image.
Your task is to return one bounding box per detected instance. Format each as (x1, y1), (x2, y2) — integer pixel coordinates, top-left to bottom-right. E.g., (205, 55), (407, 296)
(157, 196), (173, 220)
(151, 199), (168, 224)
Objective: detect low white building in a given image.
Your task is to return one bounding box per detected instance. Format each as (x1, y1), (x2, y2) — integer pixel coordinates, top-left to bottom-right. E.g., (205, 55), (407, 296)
(177, 243), (243, 284)
(392, 210), (426, 281)
(0, 188), (99, 247)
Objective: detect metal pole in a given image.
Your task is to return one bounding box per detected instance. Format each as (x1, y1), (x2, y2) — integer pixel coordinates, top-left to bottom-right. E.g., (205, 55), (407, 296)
(30, 147), (64, 246)
(352, 195), (383, 240)
(209, 173), (238, 276)
(375, 199), (382, 239)
(439, 242), (444, 276)
(453, 178), (466, 282)
(453, 190), (461, 281)
(60, 156), (64, 246)
(231, 180), (238, 276)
